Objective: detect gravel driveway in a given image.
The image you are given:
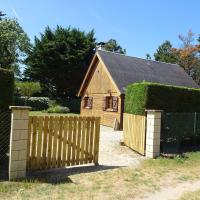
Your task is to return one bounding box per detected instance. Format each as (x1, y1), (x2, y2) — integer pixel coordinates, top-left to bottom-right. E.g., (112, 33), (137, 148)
(99, 126), (145, 167)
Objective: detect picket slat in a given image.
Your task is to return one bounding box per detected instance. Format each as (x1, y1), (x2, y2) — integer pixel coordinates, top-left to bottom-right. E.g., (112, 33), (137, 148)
(36, 116), (43, 168)
(27, 115), (100, 170)
(31, 116), (37, 169)
(42, 116), (49, 168)
(80, 117), (86, 165)
(62, 117), (68, 167)
(89, 117), (95, 163)
(47, 116), (53, 168)
(85, 119), (90, 164)
(67, 117), (72, 166)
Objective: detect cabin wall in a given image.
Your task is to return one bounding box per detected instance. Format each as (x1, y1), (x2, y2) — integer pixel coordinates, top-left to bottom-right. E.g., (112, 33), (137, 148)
(80, 61), (122, 128)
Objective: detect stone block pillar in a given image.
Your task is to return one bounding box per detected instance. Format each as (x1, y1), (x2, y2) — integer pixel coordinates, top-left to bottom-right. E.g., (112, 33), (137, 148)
(9, 106), (31, 181)
(145, 110), (162, 158)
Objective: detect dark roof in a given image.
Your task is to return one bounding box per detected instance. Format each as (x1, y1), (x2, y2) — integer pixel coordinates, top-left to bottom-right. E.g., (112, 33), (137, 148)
(98, 50), (199, 93)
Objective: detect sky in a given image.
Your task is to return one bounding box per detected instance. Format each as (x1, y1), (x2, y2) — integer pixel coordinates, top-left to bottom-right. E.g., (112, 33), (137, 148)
(1, 0), (200, 58)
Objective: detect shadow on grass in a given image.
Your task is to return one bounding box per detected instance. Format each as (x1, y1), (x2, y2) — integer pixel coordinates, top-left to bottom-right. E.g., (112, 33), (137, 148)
(26, 164), (122, 184)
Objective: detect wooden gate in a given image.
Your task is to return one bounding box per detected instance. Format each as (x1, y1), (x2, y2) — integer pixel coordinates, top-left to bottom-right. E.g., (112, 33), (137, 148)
(27, 116), (100, 170)
(123, 113), (146, 155)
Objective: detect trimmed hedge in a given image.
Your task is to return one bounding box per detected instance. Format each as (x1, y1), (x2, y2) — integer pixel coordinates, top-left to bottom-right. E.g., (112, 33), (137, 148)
(0, 68), (14, 109)
(125, 82), (200, 115)
(27, 97), (49, 111)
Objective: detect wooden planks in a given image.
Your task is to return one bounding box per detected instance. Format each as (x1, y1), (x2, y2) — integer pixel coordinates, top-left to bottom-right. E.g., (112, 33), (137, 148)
(123, 113), (146, 155)
(27, 115), (100, 170)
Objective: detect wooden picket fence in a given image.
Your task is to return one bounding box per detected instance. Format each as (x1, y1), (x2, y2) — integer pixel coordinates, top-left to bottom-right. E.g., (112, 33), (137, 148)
(27, 115), (100, 170)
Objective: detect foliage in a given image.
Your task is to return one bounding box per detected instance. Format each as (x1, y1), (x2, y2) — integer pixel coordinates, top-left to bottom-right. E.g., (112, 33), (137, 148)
(14, 96), (27, 106)
(125, 82), (200, 115)
(104, 39), (126, 54)
(25, 26), (96, 97)
(0, 17), (31, 76)
(0, 11), (6, 20)
(154, 31), (200, 85)
(154, 40), (177, 64)
(46, 105), (70, 113)
(15, 81), (41, 98)
(172, 30), (200, 84)
(0, 68), (14, 109)
(146, 53), (151, 60)
(27, 97), (49, 111)
(56, 97), (80, 113)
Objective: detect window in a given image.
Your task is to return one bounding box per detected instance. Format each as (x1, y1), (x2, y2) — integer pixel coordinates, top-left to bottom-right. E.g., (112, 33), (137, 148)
(103, 96), (118, 112)
(83, 97), (93, 109)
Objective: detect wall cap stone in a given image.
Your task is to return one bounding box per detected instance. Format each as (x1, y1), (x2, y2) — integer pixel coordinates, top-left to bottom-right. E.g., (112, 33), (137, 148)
(9, 106), (32, 110)
(145, 109), (163, 112)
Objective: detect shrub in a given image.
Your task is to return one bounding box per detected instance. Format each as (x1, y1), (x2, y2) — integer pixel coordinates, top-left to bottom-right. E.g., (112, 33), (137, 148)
(56, 98), (80, 113)
(0, 68), (14, 109)
(46, 106), (70, 113)
(14, 96), (27, 106)
(27, 97), (49, 111)
(125, 82), (200, 115)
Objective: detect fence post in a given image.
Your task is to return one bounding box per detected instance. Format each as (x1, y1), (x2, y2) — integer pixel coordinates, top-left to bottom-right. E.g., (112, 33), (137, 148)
(145, 109), (162, 158)
(9, 106), (31, 181)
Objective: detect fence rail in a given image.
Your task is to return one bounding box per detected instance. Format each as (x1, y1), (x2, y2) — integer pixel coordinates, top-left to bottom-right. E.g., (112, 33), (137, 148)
(27, 115), (100, 170)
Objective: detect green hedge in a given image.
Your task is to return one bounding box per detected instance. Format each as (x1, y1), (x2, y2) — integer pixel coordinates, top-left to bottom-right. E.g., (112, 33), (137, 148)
(0, 68), (14, 109)
(27, 97), (49, 111)
(125, 82), (200, 115)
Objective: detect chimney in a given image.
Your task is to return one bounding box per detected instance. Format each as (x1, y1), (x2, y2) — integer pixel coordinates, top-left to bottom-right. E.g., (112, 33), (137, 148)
(96, 42), (106, 50)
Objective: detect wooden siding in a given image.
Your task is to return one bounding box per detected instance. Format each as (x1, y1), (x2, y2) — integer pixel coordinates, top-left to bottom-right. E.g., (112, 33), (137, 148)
(123, 113), (146, 155)
(80, 61), (122, 128)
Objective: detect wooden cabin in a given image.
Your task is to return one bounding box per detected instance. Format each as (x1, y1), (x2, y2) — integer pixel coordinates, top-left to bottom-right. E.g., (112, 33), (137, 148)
(77, 50), (198, 129)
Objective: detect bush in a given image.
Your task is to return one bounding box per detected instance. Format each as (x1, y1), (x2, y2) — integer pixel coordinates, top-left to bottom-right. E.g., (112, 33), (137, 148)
(125, 82), (200, 115)
(27, 97), (49, 111)
(56, 98), (80, 113)
(14, 96), (27, 106)
(0, 68), (14, 109)
(46, 106), (70, 113)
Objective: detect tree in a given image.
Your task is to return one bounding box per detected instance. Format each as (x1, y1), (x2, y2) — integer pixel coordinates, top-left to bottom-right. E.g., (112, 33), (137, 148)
(0, 17), (31, 76)
(104, 39), (126, 54)
(0, 11), (6, 20)
(154, 40), (177, 64)
(146, 53), (151, 60)
(15, 81), (41, 98)
(173, 30), (200, 84)
(25, 26), (96, 97)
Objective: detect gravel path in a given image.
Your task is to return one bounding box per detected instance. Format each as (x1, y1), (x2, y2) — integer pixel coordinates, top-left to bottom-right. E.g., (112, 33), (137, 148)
(99, 126), (144, 167)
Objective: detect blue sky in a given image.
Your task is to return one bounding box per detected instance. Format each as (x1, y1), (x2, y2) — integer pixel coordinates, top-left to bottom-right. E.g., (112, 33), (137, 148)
(1, 0), (200, 58)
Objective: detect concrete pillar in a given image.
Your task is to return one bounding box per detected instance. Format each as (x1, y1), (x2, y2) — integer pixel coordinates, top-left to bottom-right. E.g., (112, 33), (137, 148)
(9, 106), (31, 181)
(145, 110), (162, 158)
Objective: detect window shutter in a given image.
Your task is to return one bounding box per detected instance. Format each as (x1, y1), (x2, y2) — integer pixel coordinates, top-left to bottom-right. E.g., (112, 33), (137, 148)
(103, 97), (107, 111)
(89, 97), (93, 109)
(112, 96), (118, 112)
(82, 97), (86, 109)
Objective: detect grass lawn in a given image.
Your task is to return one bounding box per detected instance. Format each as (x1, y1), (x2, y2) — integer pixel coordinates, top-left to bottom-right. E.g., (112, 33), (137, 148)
(1, 152), (200, 199)
(29, 111), (79, 116)
(179, 190), (200, 200)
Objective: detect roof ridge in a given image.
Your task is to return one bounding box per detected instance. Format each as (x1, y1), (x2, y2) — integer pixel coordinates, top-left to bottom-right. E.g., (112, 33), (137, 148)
(97, 49), (179, 67)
